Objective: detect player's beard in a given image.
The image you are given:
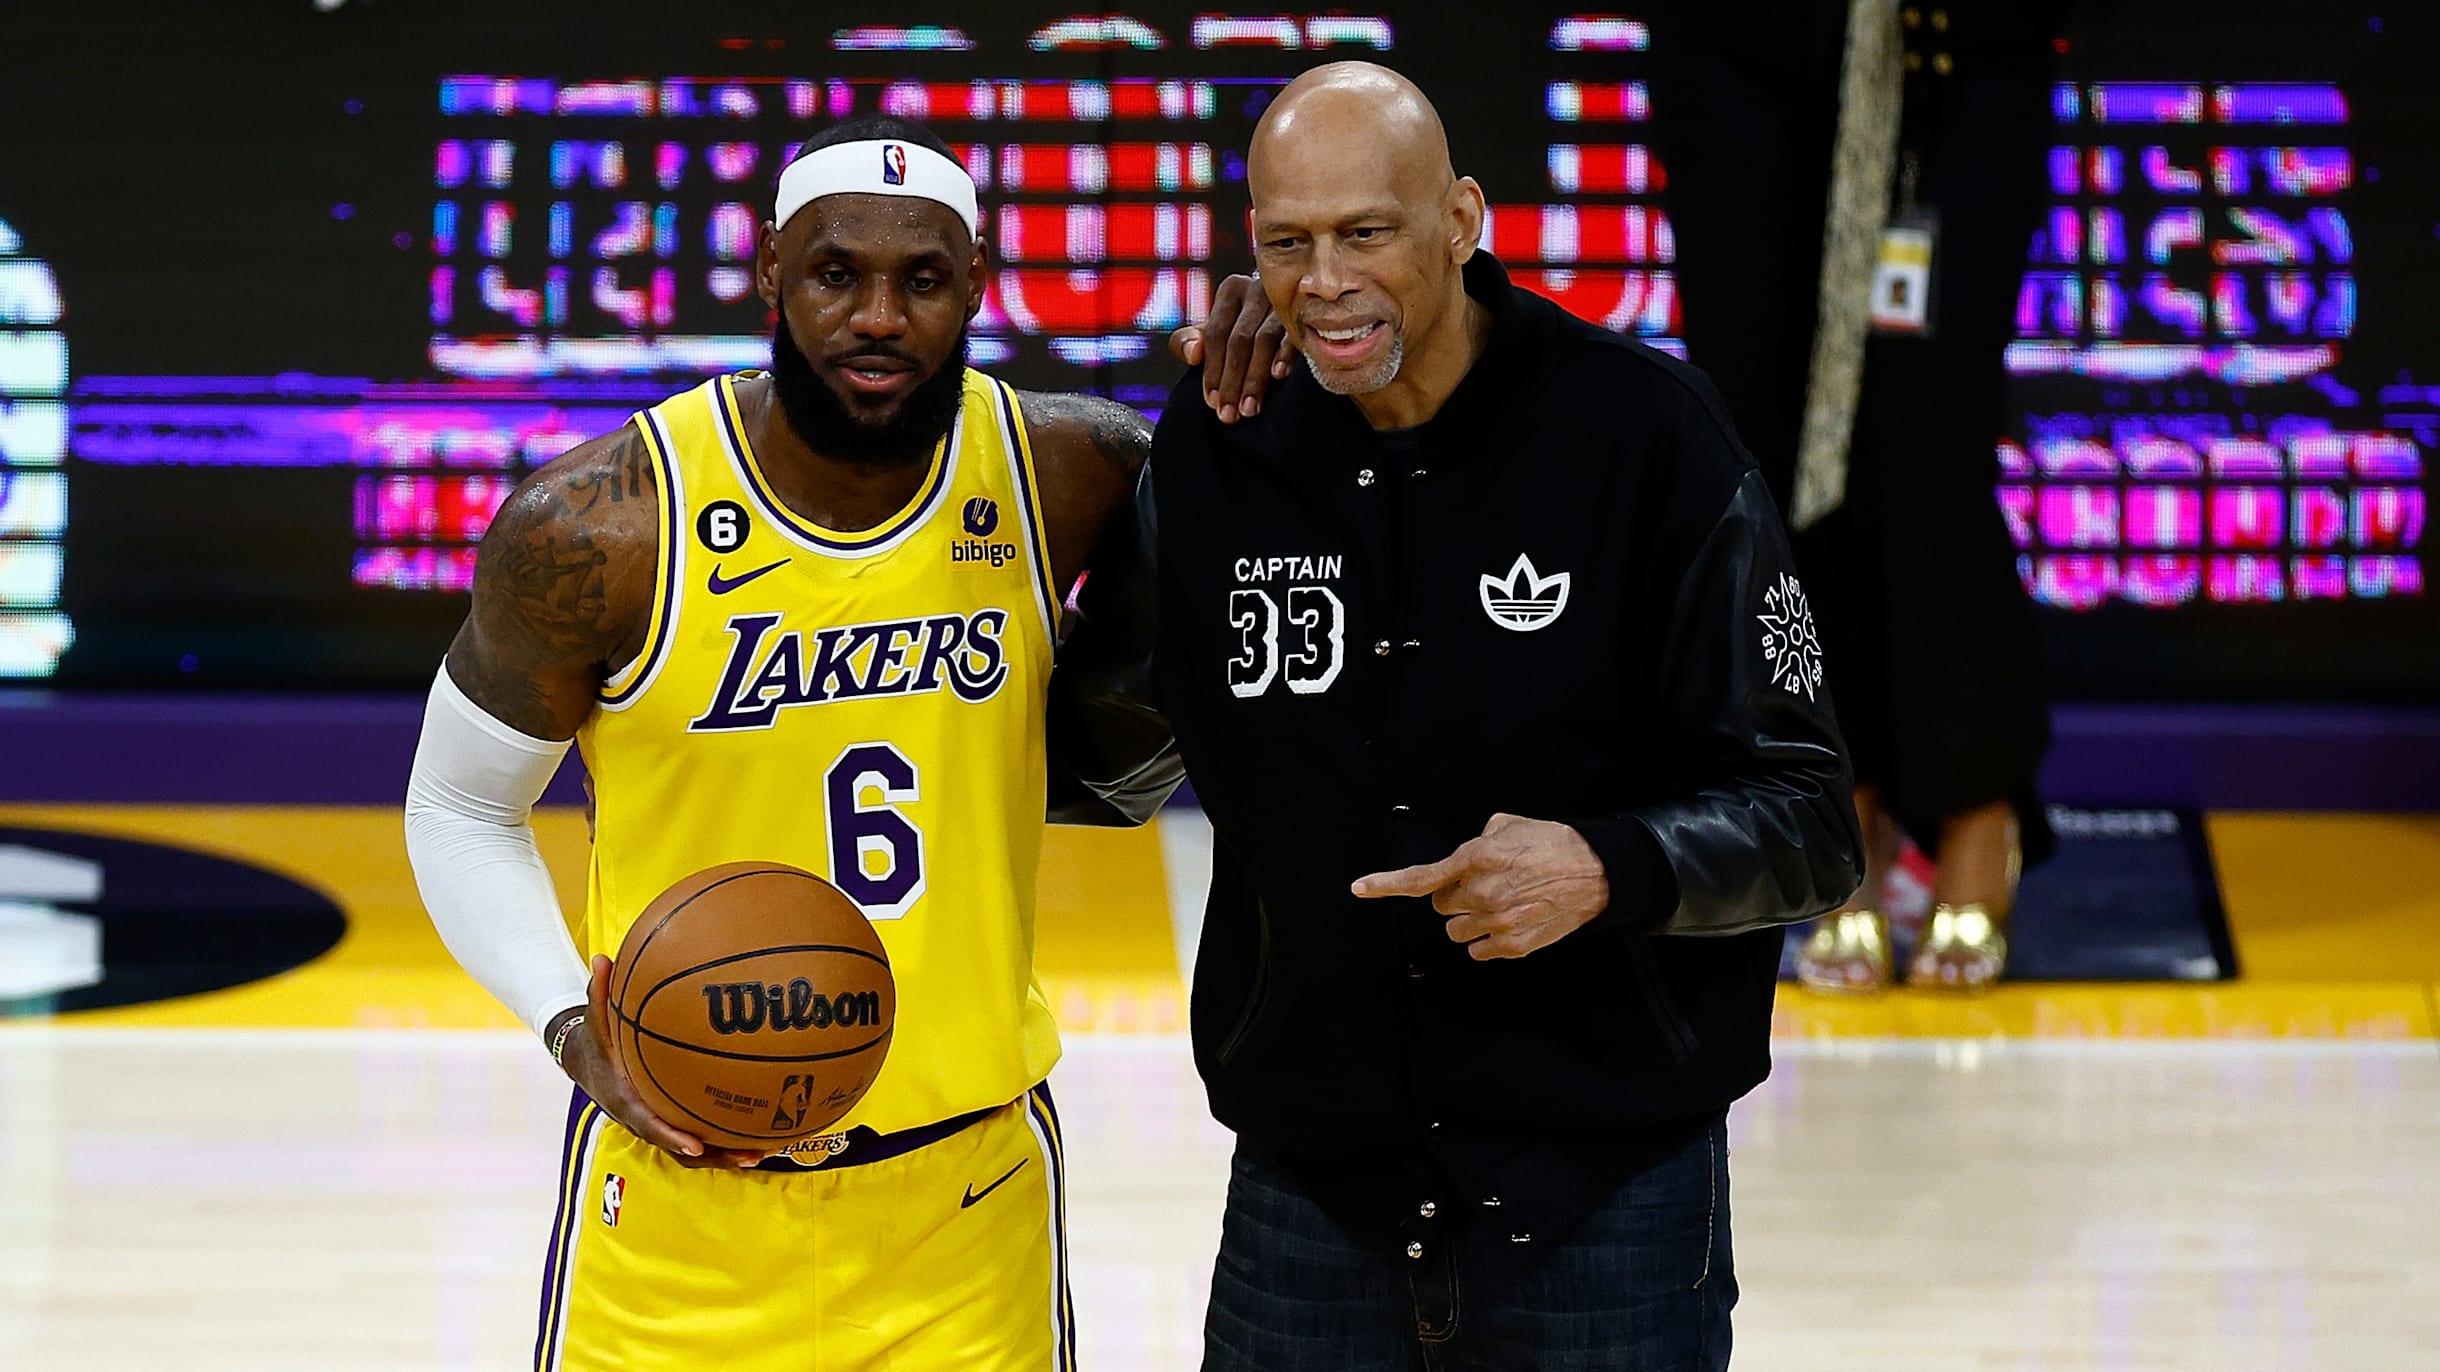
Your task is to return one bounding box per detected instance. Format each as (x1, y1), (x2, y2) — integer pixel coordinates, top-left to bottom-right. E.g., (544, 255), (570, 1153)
(1296, 304), (1405, 396)
(1301, 329), (1404, 396)
(768, 315), (968, 467)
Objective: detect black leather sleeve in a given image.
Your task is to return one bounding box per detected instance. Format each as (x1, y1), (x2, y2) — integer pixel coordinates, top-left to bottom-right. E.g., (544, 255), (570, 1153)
(1574, 472), (1864, 935)
(1045, 462), (1187, 826)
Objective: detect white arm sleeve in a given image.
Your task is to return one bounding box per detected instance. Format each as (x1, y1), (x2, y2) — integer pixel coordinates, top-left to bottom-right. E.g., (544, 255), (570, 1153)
(403, 664), (591, 1040)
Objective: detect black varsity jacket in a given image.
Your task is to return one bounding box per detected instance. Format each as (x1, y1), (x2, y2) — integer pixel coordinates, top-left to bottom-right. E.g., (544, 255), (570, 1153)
(1049, 252), (1862, 1256)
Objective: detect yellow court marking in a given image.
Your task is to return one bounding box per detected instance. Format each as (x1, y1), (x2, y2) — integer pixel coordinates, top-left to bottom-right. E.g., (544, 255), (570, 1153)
(1034, 823), (1178, 980)
(1035, 822), (1189, 1034)
(0, 804), (1183, 1032)
(2, 805), (2435, 1038)
(1775, 981), (2437, 1040)
(0, 804), (581, 1029)
(1764, 810), (2440, 1038)
(2207, 813), (2440, 981)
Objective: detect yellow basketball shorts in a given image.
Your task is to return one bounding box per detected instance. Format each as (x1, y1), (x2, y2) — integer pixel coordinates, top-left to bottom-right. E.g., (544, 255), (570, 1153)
(534, 1082), (1074, 1372)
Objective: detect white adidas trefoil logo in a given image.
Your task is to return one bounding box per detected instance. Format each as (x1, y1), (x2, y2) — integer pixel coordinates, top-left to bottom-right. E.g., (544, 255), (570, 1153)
(1480, 553), (1570, 631)
(1757, 572), (1825, 700)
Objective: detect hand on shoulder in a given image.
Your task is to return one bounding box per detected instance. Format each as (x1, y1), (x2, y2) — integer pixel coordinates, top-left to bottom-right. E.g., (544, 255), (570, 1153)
(1169, 273), (1294, 425)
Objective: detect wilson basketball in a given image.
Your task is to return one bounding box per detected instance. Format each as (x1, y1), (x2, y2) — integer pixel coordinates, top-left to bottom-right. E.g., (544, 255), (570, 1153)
(609, 862), (895, 1151)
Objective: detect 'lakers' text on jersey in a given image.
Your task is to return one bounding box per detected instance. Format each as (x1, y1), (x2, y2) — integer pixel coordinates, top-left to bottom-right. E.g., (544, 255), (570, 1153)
(577, 370), (1063, 1139)
(688, 607), (1014, 730)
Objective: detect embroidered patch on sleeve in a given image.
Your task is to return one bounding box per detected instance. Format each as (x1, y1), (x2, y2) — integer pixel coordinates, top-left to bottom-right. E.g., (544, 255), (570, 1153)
(1758, 572), (1825, 700)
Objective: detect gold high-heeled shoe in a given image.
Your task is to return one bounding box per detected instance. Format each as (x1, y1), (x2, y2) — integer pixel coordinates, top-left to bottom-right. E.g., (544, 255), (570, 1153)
(1908, 902), (2007, 990)
(1910, 822), (2021, 991)
(1796, 909), (1892, 993)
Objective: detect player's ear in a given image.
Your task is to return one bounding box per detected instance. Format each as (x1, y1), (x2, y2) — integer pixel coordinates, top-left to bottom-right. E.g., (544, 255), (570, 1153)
(1447, 176), (1485, 265)
(756, 222), (784, 309)
(966, 231), (992, 325)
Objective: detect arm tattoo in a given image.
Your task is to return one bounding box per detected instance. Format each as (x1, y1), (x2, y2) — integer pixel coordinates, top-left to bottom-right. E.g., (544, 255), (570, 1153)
(561, 434), (655, 511)
(451, 427), (656, 737)
(488, 508), (613, 649)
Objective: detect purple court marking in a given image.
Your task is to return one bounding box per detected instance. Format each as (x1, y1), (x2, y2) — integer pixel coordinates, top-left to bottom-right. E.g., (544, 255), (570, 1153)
(2037, 702), (2440, 812)
(0, 693), (2434, 812)
(0, 692), (589, 806)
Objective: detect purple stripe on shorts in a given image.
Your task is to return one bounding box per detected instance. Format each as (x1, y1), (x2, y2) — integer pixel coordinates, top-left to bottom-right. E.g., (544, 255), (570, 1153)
(532, 1088), (596, 1372)
(1026, 1084), (1075, 1371)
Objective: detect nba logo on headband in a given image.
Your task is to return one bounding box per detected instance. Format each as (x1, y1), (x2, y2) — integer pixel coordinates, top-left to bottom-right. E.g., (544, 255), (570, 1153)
(774, 138), (979, 235)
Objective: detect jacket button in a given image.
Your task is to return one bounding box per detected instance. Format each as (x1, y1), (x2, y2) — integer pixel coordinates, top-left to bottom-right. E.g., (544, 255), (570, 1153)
(1402, 639), (1422, 652)
(1405, 1241), (1425, 1260)
(1411, 468), (1428, 479)
(1419, 1200), (1438, 1219)
(1407, 965), (1425, 979)
(1357, 469), (1377, 487)
(1509, 1233), (1533, 1244)
(1482, 1196), (1503, 1208)
(1374, 639), (1393, 656)
(1390, 803), (1411, 814)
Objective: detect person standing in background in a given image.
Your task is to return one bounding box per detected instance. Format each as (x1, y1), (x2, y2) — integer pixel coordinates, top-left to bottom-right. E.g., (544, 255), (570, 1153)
(1650, 0), (2072, 990)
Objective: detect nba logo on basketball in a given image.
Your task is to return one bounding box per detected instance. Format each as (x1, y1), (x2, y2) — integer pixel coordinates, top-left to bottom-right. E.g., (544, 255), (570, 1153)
(600, 1173), (625, 1227)
(773, 1075), (817, 1131)
(881, 144), (907, 186)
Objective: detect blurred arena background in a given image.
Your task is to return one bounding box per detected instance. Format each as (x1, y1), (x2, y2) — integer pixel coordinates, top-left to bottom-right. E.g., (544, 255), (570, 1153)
(1, 2), (2435, 1367)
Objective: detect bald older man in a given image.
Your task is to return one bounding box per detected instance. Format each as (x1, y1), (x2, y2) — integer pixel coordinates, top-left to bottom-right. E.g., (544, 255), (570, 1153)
(1060, 63), (1861, 1369)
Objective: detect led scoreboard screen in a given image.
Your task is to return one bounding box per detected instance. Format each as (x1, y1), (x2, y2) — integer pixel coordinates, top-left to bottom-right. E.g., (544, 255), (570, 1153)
(0, 2), (2431, 694)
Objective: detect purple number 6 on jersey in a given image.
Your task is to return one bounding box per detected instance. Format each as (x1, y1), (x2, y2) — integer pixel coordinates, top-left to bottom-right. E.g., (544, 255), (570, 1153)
(825, 742), (926, 921)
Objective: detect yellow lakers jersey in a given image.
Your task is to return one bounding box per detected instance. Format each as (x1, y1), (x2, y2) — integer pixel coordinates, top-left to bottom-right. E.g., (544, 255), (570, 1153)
(576, 369), (1063, 1137)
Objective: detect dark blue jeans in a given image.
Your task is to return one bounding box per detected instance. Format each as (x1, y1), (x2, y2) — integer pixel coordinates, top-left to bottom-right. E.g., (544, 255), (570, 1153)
(1202, 1118), (1735, 1371)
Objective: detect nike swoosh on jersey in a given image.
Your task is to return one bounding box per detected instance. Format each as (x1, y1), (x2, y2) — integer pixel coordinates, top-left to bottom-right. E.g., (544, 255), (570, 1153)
(707, 558), (791, 595)
(960, 1158), (1029, 1209)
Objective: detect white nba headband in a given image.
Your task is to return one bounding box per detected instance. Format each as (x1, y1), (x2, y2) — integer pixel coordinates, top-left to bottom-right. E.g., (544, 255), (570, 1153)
(774, 139), (980, 237)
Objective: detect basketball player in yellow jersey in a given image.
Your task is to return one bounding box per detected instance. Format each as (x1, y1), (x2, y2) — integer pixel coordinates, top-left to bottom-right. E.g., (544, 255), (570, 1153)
(403, 116), (1188, 1372)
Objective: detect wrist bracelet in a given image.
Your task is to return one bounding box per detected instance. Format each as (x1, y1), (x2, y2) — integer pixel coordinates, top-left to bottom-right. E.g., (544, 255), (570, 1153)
(548, 1012), (586, 1066)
